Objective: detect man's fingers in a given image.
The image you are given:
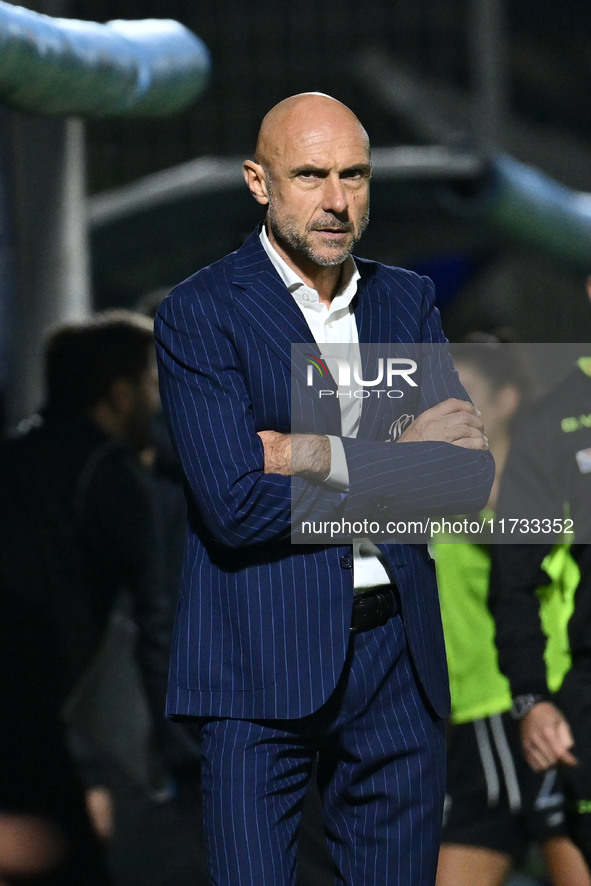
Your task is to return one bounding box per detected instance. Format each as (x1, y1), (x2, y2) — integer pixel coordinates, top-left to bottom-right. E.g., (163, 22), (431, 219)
(556, 720), (578, 766)
(524, 742), (578, 771)
(524, 746), (555, 772)
(521, 704), (578, 770)
(397, 398), (488, 448)
(429, 397), (481, 417)
(558, 748), (579, 767)
(452, 434), (490, 451)
(523, 738), (563, 771)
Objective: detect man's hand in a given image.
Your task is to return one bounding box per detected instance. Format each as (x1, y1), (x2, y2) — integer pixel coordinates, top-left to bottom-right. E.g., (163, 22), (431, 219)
(520, 701), (578, 771)
(397, 398), (489, 450)
(257, 431), (331, 479)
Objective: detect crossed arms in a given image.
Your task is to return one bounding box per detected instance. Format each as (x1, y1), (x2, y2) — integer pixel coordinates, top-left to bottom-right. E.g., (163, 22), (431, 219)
(258, 398), (488, 477)
(155, 274), (494, 547)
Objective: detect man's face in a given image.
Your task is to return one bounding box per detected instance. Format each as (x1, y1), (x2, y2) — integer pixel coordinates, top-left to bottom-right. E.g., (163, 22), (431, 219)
(263, 115), (371, 272)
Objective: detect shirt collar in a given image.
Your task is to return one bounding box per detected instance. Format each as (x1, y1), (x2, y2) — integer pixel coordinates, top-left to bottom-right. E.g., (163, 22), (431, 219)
(260, 224), (359, 307)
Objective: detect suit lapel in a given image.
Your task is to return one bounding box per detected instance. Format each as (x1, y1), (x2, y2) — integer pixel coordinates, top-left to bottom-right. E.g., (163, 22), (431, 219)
(354, 269), (394, 439)
(232, 230), (311, 362)
(354, 263), (399, 344)
(231, 228), (339, 425)
(354, 267), (420, 440)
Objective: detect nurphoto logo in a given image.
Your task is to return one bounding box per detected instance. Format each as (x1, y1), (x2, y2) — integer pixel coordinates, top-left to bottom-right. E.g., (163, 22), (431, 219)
(304, 351), (417, 400)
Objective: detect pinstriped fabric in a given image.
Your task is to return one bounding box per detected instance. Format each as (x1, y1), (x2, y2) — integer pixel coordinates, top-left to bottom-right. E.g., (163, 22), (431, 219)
(320, 617), (446, 885)
(199, 616), (445, 885)
(155, 226), (493, 884)
(156, 231), (350, 720)
(154, 226), (494, 724)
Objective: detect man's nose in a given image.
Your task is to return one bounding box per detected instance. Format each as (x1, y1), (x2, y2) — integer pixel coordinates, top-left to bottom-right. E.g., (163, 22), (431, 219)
(321, 175), (347, 214)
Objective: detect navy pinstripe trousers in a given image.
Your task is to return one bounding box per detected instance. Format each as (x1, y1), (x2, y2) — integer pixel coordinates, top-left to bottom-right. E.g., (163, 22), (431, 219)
(198, 612), (446, 885)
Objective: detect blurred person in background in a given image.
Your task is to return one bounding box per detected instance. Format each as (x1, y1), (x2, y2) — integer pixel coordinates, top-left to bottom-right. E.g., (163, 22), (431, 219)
(0, 310), (172, 884)
(490, 279), (591, 871)
(133, 287), (202, 804)
(433, 336), (590, 886)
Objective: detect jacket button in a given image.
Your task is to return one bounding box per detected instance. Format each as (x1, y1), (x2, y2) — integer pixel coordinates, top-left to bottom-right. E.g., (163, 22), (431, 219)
(340, 555), (353, 569)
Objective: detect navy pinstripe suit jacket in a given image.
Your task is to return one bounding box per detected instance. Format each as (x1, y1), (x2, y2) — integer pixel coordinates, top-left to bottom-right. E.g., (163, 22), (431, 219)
(155, 227), (494, 722)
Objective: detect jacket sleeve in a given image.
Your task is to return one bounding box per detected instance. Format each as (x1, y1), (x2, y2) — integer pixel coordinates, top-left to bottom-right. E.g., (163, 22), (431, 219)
(488, 543), (553, 697)
(156, 273), (493, 545)
(487, 405), (562, 697)
(155, 281), (344, 549)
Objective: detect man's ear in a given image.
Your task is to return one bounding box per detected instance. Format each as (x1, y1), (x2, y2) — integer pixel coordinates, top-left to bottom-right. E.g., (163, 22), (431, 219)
(243, 160), (270, 206)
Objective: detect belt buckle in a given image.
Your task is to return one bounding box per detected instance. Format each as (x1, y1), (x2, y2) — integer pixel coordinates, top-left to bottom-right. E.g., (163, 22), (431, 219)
(350, 585), (396, 634)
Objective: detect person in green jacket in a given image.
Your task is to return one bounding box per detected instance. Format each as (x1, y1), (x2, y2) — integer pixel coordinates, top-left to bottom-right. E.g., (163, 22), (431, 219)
(433, 337), (590, 886)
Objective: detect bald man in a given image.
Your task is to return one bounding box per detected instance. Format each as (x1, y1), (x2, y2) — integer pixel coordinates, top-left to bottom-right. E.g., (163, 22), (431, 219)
(155, 93), (494, 886)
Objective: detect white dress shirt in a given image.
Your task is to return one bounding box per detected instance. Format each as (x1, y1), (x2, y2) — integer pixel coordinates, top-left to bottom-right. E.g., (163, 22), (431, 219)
(260, 226), (391, 590)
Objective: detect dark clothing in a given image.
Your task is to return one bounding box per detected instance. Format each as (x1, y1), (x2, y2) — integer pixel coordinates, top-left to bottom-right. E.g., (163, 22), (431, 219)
(490, 366), (591, 698)
(554, 664), (591, 863)
(0, 413), (171, 880)
(442, 713), (568, 863)
(0, 414), (170, 711)
(490, 364), (591, 863)
(0, 592), (110, 885)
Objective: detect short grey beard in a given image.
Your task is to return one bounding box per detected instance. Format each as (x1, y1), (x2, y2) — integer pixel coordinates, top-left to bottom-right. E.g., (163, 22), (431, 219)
(267, 205), (370, 267)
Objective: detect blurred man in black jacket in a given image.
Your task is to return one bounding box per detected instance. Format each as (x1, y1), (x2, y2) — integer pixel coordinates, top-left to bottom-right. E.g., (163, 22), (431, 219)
(0, 310), (172, 885)
(490, 282), (591, 870)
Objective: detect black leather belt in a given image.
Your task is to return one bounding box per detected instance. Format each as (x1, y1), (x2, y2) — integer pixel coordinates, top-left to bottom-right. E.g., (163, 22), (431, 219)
(350, 585), (400, 633)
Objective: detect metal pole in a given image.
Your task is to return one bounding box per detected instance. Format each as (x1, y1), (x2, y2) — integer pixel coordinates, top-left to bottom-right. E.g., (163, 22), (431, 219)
(470, 0), (508, 146)
(6, 112), (90, 424)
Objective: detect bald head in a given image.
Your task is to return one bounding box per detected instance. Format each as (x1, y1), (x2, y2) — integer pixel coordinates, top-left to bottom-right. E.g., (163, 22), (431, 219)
(254, 92), (369, 171)
(243, 93), (371, 288)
